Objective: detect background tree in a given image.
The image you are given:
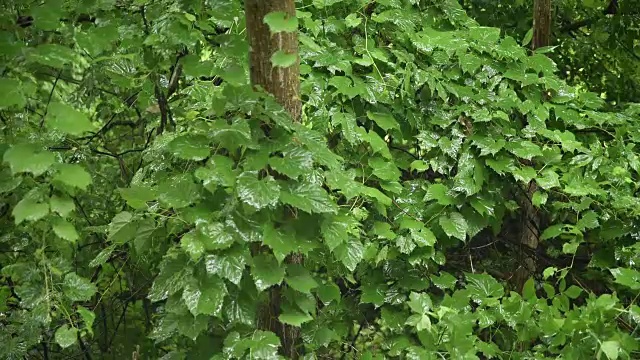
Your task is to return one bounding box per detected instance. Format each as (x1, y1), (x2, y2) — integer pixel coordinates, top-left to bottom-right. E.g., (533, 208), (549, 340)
(461, 0), (640, 104)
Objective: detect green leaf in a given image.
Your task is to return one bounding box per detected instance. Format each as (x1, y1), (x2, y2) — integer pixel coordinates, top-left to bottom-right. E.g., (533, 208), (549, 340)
(157, 174), (200, 209)
(195, 155), (237, 190)
(148, 251), (192, 302)
(430, 272), (457, 290)
(197, 221), (236, 250)
(426, 183), (456, 205)
(0, 78), (26, 108)
(13, 196), (50, 224)
(465, 273), (504, 299)
(53, 164), (92, 190)
(63, 272), (97, 301)
(522, 28), (533, 46)
(52, 218), (79, 243)
(280, 182), (337, 214)
(369, 157), (401, 181)
(471, 136), (505, 156)
(564, 285), (582, 299)
(237, 172), (280, 210)
(263, 11), (298, 33)
(108, 212), (136, 244)
(46, 102), (95, 135)
(532, 191), (548, 207)
(315, 282), (341, 304)
(334, 240), (364, 271)
(183, 275), (228, 317)
(251, 254), (285, 291)
(366, 111), (399, 131)
(181, 231), (205, 261)
(406, 313), (431, 331)
(536, 169), (560, 190)
(167, 134), (211, 161)
(3, 144), (56, 176)
(470, 196), (495, 216)
(271, 50), (298, 68)
(438, 212), (468, 241)
(396, 236), (416, 254)
(610, 268), (640, 290)
(540, 224), (565, 240)
(279, 310), (313, 326)
(600, 340), (620, 360)
(576, 211), (599, 230)
(505, 141), (543, 160)
(345, 13), (362, 28)
(247, 330), (280, 359)
(408, 292), (432, 314)
(269, 146), (313, 179)
(77, 306), (95, 335)
(285, 264), (318, 294)
(50, 195), (75, 217)
(262, 224), (298, 262)
(321, 213), (358, 251)
(119, 185), (156, 209)
(205, 248), (247, 285)
(543, 267), (557, 279)
(55, 325), (78, 349)
(522, 278), (536, 300)
(563, 241), (580, 254)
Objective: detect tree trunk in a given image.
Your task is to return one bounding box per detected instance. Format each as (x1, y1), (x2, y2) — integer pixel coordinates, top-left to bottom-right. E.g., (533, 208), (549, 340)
(245, 0), (301, 122)
(244, 1), (302, 358)
(532, 0), (552, 50)
(513, 0), (551, 293)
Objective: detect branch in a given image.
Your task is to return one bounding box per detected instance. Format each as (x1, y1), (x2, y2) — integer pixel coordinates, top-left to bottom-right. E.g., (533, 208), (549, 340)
(39, 69), (63, 128)
(152, 74), (172, 135)
(559, 0), (618, 33)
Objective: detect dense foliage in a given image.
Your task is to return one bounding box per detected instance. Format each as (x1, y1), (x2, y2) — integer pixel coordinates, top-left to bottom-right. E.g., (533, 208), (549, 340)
(462, 0), (640, 104)
(1, 0), (639, 359)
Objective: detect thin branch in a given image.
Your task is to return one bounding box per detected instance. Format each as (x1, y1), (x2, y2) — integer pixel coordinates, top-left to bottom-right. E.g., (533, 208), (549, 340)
(40, 69), (63, 128)
(107, 300), (130, 350)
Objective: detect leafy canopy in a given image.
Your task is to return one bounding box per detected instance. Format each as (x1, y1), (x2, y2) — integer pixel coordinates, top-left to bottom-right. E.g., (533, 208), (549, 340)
(0, 0), (639, 359)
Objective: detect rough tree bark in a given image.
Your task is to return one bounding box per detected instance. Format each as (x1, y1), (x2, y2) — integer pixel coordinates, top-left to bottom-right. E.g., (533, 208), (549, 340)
(245, 0), (301, 122)
(244, 1), (302, 358)
(532, 0), (552, 50)
(513, 0), (552, 293)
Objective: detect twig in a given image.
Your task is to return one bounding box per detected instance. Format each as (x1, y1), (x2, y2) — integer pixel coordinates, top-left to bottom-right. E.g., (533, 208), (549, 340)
(40, 69), (63, 128)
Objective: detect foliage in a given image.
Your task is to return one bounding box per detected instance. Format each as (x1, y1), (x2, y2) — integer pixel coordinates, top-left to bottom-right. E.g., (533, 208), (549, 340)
(0, 0), (639, 359)
(461, 0), (640, 104)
